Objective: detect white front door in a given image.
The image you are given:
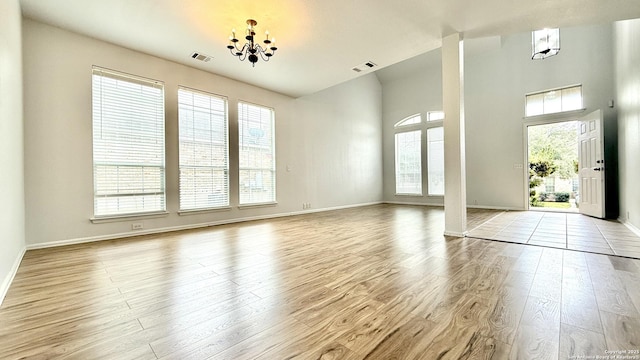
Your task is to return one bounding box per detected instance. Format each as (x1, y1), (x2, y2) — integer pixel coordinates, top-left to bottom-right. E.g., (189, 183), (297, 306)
(578, 110), (605, 218)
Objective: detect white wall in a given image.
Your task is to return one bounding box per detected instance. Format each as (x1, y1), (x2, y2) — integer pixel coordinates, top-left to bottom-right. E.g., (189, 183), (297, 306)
(615, 18), (640, 228)
(379, 24), (616, 210)
(0, 0), (26, 302)
(379, 50), (443, 205)
(23, 19), (382, 246)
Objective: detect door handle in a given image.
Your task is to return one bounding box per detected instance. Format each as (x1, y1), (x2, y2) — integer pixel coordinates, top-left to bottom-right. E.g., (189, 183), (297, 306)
(594, 167), (603, 171)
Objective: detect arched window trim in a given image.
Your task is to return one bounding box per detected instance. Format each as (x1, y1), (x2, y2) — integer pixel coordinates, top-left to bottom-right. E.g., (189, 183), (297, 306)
(394, 114), (422, 128)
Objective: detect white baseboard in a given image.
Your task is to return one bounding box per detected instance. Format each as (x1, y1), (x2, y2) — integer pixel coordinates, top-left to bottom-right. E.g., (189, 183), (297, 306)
(0, 246), (26, 306)
(26, 201), (383, 250)
(444, 231), (468, 237)
(384, 201), (444, 207)
(384, 202), (522, 211)
(466, 205), (523, 211)
(620, 219), (640, 237)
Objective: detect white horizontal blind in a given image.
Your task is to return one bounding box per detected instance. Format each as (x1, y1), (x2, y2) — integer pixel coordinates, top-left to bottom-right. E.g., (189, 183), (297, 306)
(395, 130), (422, 195)
(238, 102), (276, 205)
(427, 127), (444, 195)
(178, 87), (229, 210)
(92, 68), (165, 217)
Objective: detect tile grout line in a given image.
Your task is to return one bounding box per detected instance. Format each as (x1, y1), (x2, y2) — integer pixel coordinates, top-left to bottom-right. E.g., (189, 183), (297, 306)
(526, 212), (546, 244)
(592, 218), (617, 256)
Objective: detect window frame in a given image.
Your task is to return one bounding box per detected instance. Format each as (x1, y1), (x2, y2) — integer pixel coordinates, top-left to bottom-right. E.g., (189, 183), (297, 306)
(177, 86), (230, 213)
(238, 101), (277, 206)
(525, 84), (584, 118)
(394, 114), (422, 128)
(394, 129), (423, 196)
(426, 125), (445, 196)
(91, 67), (167, 219)
(393, 111), (445, 197)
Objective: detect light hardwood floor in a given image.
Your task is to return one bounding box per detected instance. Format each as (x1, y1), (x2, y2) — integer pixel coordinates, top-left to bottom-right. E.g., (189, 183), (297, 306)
(1, 204), (639, 359)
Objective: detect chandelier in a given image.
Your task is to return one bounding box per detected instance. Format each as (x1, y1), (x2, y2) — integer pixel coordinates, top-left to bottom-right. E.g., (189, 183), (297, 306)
(227, 19), (278, 66)
(532, 28), (560, 60)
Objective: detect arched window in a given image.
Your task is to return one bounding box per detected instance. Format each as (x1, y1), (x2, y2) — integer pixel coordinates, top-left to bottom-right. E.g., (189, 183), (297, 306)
(394, 114), (422, 128)
(393, 111), (445, 196)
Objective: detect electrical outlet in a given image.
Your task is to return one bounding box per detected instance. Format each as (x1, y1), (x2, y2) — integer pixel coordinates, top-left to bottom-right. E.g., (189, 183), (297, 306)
(132, 223), (143, 230)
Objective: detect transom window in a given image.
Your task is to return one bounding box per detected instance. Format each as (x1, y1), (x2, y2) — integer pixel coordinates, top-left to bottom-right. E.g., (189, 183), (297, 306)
(394, 114), (422, 128)
(525, 85), (583, 117)
(427, 111), (445, 122)
(91, 67), (166, 217)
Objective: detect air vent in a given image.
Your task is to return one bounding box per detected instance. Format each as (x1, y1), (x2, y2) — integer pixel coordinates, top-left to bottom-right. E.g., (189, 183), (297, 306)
(190, 52), (213, 62)
(352, 61), (377, 73)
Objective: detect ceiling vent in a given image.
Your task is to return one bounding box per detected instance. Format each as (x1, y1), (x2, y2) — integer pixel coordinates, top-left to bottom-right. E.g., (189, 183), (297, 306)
(190, 52), (213, 62)
(352, 61), (377, 73)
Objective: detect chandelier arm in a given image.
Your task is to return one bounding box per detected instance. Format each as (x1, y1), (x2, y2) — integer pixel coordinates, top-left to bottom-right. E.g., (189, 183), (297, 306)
(256, 48), (271, 62)
(232, 43), (251, 61)
(226, 19), (277, 65)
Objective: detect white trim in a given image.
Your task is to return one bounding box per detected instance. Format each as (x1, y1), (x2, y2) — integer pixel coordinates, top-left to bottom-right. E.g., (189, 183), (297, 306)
(444, 230), (468, 237)
(620, 219), (640, 238)
(238, 202), (278, 209)
(466, 205), (524, 211)
(1, 246), (26, 306)
(384, 201), (444, 207)
(90, 211), (169, 224)
(178, 207), (232, 216)
(26, 201), (383, 250)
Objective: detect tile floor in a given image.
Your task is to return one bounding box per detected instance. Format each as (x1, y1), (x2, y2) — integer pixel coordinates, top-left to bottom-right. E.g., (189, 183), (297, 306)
(468, 211), (640, 259)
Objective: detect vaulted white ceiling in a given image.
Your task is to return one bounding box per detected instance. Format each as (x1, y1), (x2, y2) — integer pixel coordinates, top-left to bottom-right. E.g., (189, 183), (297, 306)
(19, 0), (640, 97)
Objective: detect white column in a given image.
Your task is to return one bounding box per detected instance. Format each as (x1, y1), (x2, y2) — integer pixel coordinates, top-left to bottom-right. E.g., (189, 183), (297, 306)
(442, 33), (467, 237)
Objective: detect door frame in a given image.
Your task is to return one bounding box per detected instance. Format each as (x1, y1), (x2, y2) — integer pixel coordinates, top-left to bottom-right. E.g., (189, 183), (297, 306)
(522, 111), (585, 211)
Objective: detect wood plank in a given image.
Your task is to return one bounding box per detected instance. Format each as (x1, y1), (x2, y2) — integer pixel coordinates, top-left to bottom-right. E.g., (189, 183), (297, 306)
(600, 311), (640, 352)
(559, 323), (607, 360)
(1, 205), (636, 359)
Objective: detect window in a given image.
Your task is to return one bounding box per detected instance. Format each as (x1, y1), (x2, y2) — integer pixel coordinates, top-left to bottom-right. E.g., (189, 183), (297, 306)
(545, 177), (555, 193)
(395, 130), (422, 195)
(427, 127), (444, 195)
(427, 111), (445, 122)
(525, 85), (583, 117)
(394, 114), (421, 127)
(178, 87), (229, 211)
(92, 68), (165, 217)
(393, 111), (445, 197)
(238, 102), (276, 205)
